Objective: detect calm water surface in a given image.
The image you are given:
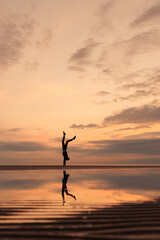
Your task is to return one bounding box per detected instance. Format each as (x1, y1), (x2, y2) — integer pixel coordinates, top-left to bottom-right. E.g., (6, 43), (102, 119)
(0, 168), (160, 223)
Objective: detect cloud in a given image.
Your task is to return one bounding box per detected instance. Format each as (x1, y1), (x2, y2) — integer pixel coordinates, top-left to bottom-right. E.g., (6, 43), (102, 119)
(0, 12), (53, 71)
(88, 138), (160, 156)
(70, 123), (99, 129)
(131, 3), (160, 27)
(103, 105), (160, 125)
(121, 82), (151, 91)
(121, 67), (160, 90)
(50, 137), (62, 142)
(68, 65), (85, 72)
(92, 0), (115, 35)
(95, 100), (108, 105)
(98, 0), (114, 16)
(24, 60), (39, 71)
(124, 131), (160, 139)
(0, 127), (44, 134)
(0, 16), (36, 70)
(96, 91), (110, 96)
(102, 68), (112, 74)
(8, 128), (23, 132)
(114, 125), (150, 132)
(119, 68), (160, 103)
(118, 29), (160, 59)
(119, 90), (157, 101)
(35, 29), (52, 49)
(0, 128), (24, 134)
(68, 38), (100, 71)
(0, 141), (51, 151)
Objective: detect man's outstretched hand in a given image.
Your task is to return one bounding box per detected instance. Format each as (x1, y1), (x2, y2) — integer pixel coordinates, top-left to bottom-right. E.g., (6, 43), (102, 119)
(63, 131), (66, 136)
(73, 136), (76, 140)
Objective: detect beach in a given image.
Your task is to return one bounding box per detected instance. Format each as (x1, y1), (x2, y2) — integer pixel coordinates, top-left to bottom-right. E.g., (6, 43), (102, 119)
(0, 166), (159, 239)
(0, 199), (160, 239)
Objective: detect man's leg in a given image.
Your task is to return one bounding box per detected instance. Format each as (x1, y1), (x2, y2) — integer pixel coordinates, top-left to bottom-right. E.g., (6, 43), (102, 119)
(62, 132), (66, 147)
(66, 136), (76, 145)
(66, 190), (76, 200)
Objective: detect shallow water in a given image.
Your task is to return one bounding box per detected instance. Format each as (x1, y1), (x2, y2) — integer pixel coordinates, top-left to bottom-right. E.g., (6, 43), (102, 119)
(0, 168), (160, 224)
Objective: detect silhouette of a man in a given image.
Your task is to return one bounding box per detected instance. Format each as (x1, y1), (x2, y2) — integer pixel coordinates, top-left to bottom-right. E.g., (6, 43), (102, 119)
(62, 131), (76, 166)
(62, 170), (76, 205)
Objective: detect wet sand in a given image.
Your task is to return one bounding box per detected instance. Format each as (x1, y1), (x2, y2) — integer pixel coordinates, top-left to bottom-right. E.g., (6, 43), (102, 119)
(0, 199), (160, 239)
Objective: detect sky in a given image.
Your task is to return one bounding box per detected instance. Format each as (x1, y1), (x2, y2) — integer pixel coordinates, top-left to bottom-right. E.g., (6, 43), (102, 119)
(1, 0), (160, 165)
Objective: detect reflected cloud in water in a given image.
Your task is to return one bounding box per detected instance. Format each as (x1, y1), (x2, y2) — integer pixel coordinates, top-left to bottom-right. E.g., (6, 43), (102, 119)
(0, 169), (160, 205)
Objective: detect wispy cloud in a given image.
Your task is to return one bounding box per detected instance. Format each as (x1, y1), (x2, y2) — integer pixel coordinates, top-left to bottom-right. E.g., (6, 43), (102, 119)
(35, 29), (52, 49)
(119, 67), (160, 102)
(103, 105), (160, 125)
(98, 0), (114, 16)
(68, 38), (100, 72)
(114, 125), (150, 132)
(70, 138), (160, 158)
(92, 0), (115, 34)
(131, 3), (160, 27)
(0, 16), (36, 70)
(0, 141), (51, 151)
(0, 128), (24, 134)
(88, 138), (160, 156)
(121, 82), (151, 91)
(8, 128), (23, 132)
(24, 60), (39, 71)
(95, 100), (108, 105)
(70, 123), (99, 129)
(119, 90), (157, 101)
(96, 91), (110, 96)
(50, 137), (62, 142)
(124, 131), (160, 139)
(0, 10), (53, 71)
(0, 127), (43, 134)
(118, 29), (160, 59)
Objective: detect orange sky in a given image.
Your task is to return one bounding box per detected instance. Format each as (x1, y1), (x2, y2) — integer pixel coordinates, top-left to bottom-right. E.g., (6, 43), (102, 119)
(1, 0), (160, 165)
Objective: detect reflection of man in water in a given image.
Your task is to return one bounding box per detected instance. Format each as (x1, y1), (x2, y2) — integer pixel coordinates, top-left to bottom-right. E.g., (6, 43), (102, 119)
(62, 131), (76, 166)
(62, 170), (76, 205)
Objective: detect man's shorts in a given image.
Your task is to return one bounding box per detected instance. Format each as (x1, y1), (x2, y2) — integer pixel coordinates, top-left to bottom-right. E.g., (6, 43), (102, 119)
(62, 151), (70, 160)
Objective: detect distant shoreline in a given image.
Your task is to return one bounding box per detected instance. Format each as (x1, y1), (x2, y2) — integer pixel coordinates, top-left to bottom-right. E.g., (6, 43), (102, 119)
(0, 164), (160, 171)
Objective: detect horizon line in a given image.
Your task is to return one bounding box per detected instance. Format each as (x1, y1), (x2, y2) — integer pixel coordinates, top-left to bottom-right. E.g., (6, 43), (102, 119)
(0, 164), (160, 171)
